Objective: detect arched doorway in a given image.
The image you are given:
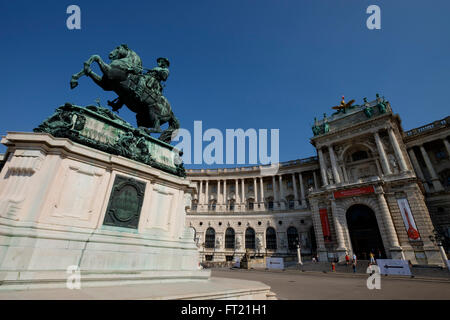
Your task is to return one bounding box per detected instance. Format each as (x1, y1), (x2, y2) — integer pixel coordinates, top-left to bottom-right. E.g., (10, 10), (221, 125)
(346, 204), (385, 260)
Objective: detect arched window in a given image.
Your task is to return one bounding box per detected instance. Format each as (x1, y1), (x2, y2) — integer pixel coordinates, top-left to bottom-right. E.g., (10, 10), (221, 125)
(191, 199), (198, 211)
(245, 227), (255, 249)
(351, 150), (369, 162)
(225, 228), (235, 249)
(266, 197), (274, 210)
(287, 226), (299, 250)
(228, 199), (235, 211)
(247, 198), (255, 210)
(266, 227), (277, 250)
(205, 227), (215, 248)
(209, 200), (217, 211)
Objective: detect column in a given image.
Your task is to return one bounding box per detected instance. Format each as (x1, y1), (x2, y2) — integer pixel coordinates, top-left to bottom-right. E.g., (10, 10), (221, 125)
(278, 175), (285, 209)
(253, 177), (258, 203)
(444, 139), (450, 159)
(310, 200), (328, 262)
(272, 176), (278, 208)
(331, 200), (346, 254)
(223, 180), (227, 210)
(299, 172), (306, 206)
(199, 181), (203, 208)
(313, 171), (318, 190)
(241, 179), (245, 209)
(376, 192), (403, 257)
(408, 148), (430, 193)
(205, 180), (209, 210)
(259, 177), (265, 209)
(317, 148), (328, 186)
(328, 145), (341, 184)
(388, 127), (408, 172)
(235, 179), (239, 206)
(374, 131), (392, 175)
(341, 165), (349, 182)
(292, 173), (299, 207)
(217, 180), (221, 207)
(420, 145), (444, 191)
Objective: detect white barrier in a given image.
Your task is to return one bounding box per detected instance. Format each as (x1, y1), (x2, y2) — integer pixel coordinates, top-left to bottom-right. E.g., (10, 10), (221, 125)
(376, 259), (411, 276)
(266, 257), (284, 270)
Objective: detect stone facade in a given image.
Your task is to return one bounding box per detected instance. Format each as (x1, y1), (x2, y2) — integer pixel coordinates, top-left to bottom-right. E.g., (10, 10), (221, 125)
(186, 98), (449, 266)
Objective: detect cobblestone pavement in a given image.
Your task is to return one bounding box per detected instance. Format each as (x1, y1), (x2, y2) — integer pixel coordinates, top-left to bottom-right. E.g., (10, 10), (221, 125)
(211, 267), (450, 300)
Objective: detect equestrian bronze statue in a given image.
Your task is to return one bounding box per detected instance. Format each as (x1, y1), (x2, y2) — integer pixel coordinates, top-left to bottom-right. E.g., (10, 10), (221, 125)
(70, 44), (179, 143)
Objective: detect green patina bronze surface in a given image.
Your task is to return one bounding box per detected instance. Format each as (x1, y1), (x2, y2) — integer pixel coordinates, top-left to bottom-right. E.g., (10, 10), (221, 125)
(103, 175), (146, 229)
(34, 103), (185, 177)
(70, 44), (179, 143)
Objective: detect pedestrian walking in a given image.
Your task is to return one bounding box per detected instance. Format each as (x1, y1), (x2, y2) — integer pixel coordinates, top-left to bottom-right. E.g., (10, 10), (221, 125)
(352, 261), (357, 273)
(369, 251), (376, 264)
(352, 253), (357, 264)
(331, 261), (336, 272)
(345, 253), (350, 266)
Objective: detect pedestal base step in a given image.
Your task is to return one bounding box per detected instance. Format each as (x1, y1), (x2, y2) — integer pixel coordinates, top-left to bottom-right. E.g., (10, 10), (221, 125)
(0, 277), (275, 300)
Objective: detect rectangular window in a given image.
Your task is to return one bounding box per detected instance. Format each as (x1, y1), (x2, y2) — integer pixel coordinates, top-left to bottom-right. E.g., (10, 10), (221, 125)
(287, 181), (293, 188)
(268, 201), (274, 210)
(205, 255), (213, 261)
(225, 255), (234, 262)
(248, 202), (254, 210)
(248, 185), (254, 191)
(267, 183), (272, 190)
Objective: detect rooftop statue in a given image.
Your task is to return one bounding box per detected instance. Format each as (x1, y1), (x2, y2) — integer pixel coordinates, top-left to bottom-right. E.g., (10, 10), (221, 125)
(70, 44), (179, 143)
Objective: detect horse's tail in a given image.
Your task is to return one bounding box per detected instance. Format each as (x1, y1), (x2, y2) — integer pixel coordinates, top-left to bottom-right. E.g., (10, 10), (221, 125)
(159, 111), (180, 143)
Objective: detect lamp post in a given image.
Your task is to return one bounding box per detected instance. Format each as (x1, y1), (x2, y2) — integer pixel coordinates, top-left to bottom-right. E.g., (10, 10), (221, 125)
(296, 243), (303, 266)
(429, 229), (449, 271)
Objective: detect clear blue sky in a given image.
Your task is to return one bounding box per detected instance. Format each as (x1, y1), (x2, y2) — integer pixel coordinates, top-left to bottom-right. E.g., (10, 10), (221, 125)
(1, 1), (449, 168)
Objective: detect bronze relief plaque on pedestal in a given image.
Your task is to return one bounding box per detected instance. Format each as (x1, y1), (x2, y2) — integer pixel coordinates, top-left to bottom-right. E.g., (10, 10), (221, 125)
(103, 175), (146, 229)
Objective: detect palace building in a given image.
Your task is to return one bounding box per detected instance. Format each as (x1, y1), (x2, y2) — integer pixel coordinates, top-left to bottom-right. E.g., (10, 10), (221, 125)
(185, 96), (450, 265)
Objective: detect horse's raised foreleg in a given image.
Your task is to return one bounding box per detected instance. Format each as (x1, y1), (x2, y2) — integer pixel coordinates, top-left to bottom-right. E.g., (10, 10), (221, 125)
(70, 54), (102, 89)
(70, 69), (85, 89)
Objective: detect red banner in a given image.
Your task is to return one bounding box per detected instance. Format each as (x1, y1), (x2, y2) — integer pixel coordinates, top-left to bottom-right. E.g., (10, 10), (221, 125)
(333, 186), (375, 199)
(319, 208), (331, 242)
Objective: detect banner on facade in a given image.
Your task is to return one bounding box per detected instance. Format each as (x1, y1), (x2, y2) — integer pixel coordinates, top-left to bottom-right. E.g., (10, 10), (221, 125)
(397, 198), (421, 240)
(333, 186), (375, 199)
(376, 259), (412, 276)
(266, 257), (284, 270)
(319, 208), (331, 242)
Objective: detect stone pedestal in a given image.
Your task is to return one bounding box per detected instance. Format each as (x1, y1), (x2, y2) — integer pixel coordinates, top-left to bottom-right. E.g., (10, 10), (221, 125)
(0, 131), (208, 287)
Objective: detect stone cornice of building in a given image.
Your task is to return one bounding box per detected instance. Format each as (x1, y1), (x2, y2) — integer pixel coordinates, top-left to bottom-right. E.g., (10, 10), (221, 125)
(403, 116), (450, 147)
(307, 172), (418, 200)
(186, 210), (311, 218)
(186, 156), (319, 179)
(311, 111), (401, 149)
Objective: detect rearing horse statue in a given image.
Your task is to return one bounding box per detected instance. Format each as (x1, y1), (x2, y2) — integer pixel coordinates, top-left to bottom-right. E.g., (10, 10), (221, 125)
(70, 44), (179, 143)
